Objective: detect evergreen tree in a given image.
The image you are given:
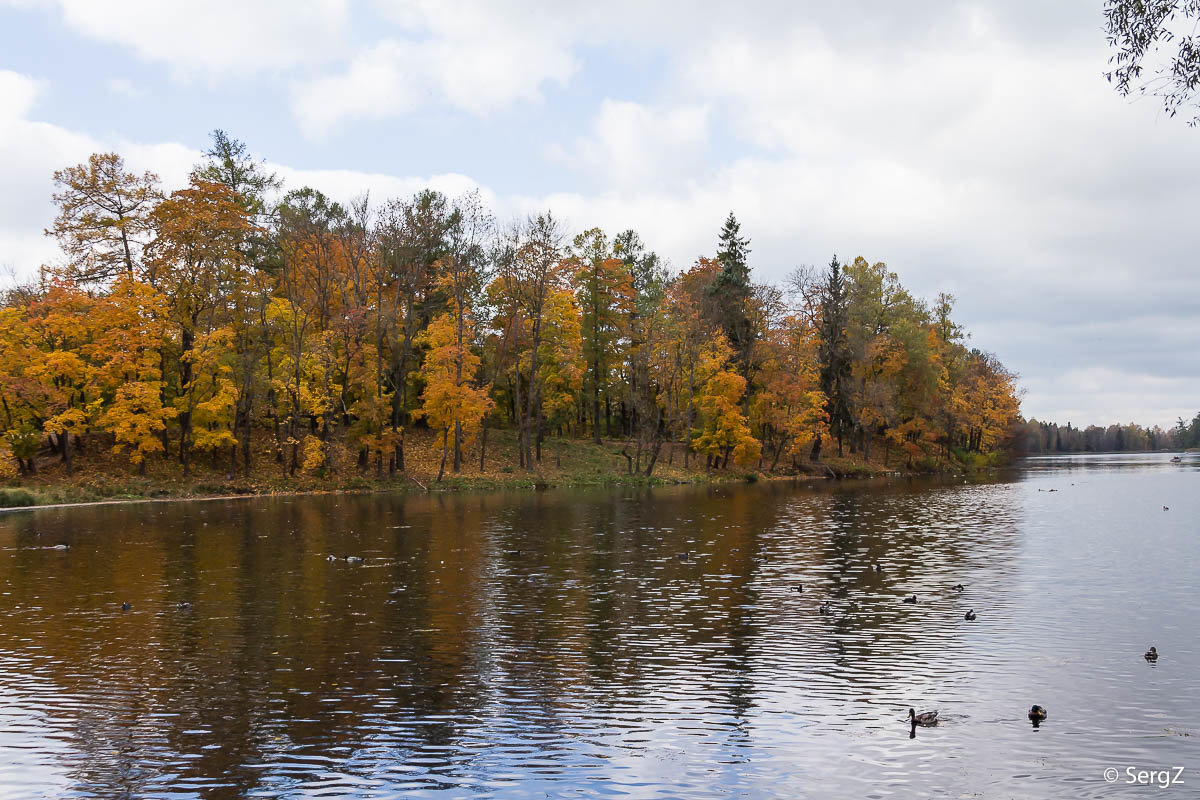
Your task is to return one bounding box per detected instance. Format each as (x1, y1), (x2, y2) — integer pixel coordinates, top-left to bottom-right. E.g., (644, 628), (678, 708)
(709, 213), (753, 357)
(818, 255), (853, 457)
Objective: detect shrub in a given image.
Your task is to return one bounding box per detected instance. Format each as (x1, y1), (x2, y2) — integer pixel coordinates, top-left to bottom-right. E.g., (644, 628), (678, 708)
(0, 488), (37, 508)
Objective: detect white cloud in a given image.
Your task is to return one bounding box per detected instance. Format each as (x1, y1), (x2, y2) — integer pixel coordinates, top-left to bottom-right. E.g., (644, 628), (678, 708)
(550, 100), (710, 191)
(0, 71), (99, 274)
(44, 0), (349, 77)
(291, 3), (577, 137)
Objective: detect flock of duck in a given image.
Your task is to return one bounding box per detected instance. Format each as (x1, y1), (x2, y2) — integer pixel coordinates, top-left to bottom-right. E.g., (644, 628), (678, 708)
(792, 563), (1164, 734)
(112, 526), (1167, 737)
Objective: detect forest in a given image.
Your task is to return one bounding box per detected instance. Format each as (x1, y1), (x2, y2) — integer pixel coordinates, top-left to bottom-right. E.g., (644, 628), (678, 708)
(1018, 414), (1200, 454)
(0, 132), (1023, 491)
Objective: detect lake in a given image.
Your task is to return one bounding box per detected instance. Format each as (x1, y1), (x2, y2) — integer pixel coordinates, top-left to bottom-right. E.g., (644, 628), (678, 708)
(0, 453), (1195, 798)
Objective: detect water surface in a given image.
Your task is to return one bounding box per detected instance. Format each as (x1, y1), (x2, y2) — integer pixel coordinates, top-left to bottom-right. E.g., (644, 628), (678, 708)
(0, 454), (1196, 798)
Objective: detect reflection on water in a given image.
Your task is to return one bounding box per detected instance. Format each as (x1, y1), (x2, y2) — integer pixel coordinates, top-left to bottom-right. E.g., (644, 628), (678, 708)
(0, 454), (1196, 798)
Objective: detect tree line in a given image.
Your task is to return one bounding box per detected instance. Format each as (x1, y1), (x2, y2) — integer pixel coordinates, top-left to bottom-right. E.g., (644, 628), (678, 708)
(1019, 413), (1200, 454)
(0, 132), (1021, 482)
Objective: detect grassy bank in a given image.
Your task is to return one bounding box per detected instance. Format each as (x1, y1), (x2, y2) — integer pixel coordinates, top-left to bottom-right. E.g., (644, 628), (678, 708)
(2, 428), (733, 509)
(1, 427), (995, 510)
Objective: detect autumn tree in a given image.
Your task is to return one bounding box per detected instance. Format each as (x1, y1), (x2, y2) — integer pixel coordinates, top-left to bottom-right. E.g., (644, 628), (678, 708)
(571, 227), (632, 442)
(148, 178), (253, 475)
(92, 277), (176, 473)
(415, 302), (493, 481)
(440, 191), (493, 471)
(375, 190), (454, 471)
(708, 213), (757, 391)
(614, 229), (669, 472)
(194, 130), (281, 474)
(493, 212), (568, 468)
(691, 335), (760, 470)
(48, 153), (161, 284)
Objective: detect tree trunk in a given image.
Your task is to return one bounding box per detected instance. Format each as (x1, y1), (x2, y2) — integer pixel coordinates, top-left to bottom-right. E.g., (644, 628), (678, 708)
(769, 434), (788, 472)
(644, 436), (663, 477)
(479, 419), (489, 471)
(453, 421), (462, 473)
(437, 428), (448, 482)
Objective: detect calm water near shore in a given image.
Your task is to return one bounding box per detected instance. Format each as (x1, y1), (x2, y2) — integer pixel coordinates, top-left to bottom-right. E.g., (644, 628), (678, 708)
(0, 453), (1196, 798)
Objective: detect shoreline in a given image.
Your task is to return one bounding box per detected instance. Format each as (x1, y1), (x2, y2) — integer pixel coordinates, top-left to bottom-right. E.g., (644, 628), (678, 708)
(1, 431), (999, 514)
(0, 463), (994, 515)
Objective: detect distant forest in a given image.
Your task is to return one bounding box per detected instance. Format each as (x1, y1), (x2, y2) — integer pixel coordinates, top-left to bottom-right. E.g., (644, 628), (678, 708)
(1018, 413), (1200, 453)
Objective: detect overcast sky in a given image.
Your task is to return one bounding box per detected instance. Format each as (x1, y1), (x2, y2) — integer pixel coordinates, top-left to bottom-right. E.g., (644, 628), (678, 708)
(1, 1), (1197, 428)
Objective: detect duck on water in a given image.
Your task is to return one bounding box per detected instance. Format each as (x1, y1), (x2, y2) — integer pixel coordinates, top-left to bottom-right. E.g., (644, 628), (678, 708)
(908, 708), (938, 726)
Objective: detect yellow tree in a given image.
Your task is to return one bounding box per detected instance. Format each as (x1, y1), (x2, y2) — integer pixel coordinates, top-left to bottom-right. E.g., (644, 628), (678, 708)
(148, 178), (253, 475)
(536, 288), (584, 466)
(691, 336), (760, 470)
(751, 317), (827, 471)
(415, 304), (493, 481)
(23, 282), (98, 475)
(91, 277), (177, 473)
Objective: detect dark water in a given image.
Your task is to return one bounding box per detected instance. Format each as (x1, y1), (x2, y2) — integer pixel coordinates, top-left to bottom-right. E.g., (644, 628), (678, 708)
(0, 454), (1196, 799)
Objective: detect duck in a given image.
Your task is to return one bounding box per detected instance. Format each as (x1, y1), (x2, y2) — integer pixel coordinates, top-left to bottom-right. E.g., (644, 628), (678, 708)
(1028, 705), (1047, 722)
(345, 556), (364, 564)
(818, 601), (832, 615)
(177, 602), (193, 611)
(902, 594), (918, 604)
(1163, 506), (1170, 511)
(872, 564), (883, 573)
(791, 584), (803, 593)
(1145, 646), (1159, 662)
(326, 554), (339, 562)
(908, 708), (938, 726)
(49, 544), (69, 550)
(678, 551), (690, 562)
(120, 602), (131, 612)
(951, 584), (965, 591)
(964, 609), (977, 621)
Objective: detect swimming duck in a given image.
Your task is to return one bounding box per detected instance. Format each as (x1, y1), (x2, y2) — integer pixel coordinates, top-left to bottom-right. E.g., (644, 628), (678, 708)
(818, 601), (832, 615)
(326, 554), (339, 562)
(345, 556), (364, 564)
(1145, 646), (1158, 662)
(1028, 705), (1047, 721)
(902, 594), (917, 604)
(177, 602), (193, 611)
(908, 708), (938, 726)
(1163, 506), (1170, 511)
(678, 551), (690, 562)
(951, 584), (965, 591)
(872, 564), (883, 573)
(965, 609), (977, 621)
(120, 602), (131, 612)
